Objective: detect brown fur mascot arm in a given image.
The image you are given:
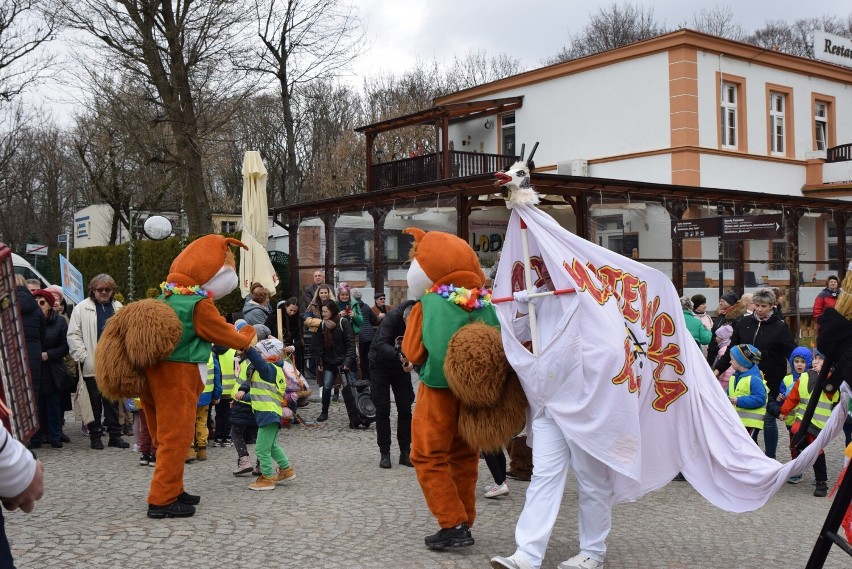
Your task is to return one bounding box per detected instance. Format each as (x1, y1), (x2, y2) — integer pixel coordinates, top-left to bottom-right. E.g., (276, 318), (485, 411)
(401, 302), (426, 365)
(193, 300), (254, 351)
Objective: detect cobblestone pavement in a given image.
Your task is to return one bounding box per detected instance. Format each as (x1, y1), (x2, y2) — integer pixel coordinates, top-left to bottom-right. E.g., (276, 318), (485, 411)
(7, 388), (852, 569)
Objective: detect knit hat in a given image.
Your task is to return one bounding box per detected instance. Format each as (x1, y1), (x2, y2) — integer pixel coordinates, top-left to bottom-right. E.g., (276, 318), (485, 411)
(374, 291), (386, 300)
(33, 289), (56, 307)
(45, 284), (64, 300)
(730, 344), (761, 368)
(680, 297), (693, 311)
(720, 292), (738, 306)
(234, 319), (249, 331)
(752, 288), (776, 306)
(254, 324), (271, 341)
(167, 235), (247, 286)
(337, 282), (350, 296)
(352, 290), (362, 300)
(256, 337), (284, 361)
(814, 348), (825, 359)
(403, 227), (485, 288)
(690, 294), (706, 308)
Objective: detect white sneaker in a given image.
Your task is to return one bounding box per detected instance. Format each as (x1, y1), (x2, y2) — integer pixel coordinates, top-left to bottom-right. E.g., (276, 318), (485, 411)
(490, 553), (533, 569)
(484, 481), (509, 498)
(558, 554), (605, 569)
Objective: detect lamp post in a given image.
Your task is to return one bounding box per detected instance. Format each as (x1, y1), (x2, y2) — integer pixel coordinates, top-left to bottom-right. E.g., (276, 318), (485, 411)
(128, 204), (135, 301)
(717, 204), (724, 298)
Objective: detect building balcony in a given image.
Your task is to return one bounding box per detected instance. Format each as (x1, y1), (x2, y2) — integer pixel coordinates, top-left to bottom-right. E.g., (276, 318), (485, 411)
(369, 150), (518, 192)
(803, 143), (852, 195)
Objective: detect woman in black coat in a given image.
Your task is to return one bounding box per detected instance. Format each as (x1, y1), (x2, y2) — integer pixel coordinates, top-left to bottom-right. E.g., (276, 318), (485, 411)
(16, 277), (44, 396)
(312, 300), (356, 423)
(31, 289), (70, 448)
(265, 297), (305, 374)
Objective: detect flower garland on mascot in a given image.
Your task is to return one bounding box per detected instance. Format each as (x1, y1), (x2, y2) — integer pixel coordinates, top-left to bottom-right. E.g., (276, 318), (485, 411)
(95, 235), (258, 519)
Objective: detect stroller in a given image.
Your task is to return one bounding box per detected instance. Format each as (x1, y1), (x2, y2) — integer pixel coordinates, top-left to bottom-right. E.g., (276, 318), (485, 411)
(340, 369), (376, 429)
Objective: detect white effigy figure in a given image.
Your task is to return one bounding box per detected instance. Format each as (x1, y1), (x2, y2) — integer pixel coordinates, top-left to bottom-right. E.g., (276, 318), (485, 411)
(488, 154), (851, 569)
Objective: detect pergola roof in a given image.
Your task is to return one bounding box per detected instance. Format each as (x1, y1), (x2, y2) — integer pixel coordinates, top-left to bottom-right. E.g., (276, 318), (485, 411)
(272, 173), (852, 221)
(354, 97), (523, 135)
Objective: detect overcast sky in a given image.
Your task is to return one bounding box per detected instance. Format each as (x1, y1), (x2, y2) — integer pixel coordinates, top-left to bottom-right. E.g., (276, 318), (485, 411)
(347, 0), (851, 80)
(35, 1), (851, 123)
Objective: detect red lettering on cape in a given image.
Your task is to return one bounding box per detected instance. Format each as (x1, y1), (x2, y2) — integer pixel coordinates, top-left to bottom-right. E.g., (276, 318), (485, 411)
(611, 336), (640, 393)
(563, 259), (610, 305)
(652, 379), (688, 411)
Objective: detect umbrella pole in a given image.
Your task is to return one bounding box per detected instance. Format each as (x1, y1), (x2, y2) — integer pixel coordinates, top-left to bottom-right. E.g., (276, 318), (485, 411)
(520, 217), (539, 355)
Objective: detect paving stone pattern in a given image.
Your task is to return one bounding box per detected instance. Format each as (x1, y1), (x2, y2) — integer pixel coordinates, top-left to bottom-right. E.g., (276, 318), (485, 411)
(6, 384), (851, 569)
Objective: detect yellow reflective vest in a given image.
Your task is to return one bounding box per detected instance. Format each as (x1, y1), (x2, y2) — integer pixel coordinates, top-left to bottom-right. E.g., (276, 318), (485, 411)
(218, 349), (237, 399)
(793, 375), (840, 431)
(728, 371), (768, 429)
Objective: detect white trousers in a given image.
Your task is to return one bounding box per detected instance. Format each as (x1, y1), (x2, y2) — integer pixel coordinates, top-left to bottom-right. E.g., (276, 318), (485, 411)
(513, 412), (612, 568)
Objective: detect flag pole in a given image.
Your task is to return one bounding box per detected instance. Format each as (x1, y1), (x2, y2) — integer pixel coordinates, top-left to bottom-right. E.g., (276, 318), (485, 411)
(519, 217), (540, 355)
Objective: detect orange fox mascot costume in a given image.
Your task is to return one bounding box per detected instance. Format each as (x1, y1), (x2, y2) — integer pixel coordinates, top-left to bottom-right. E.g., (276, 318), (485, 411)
(402, 227), (525, 551)
(95, 236), (255, 518)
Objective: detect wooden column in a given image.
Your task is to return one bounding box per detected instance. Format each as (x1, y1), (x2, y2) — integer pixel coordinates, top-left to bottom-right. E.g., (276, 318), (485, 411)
(457, 193), (470, 239)
(784, 208), (803, 336)
(833, 211), (848, 276)
(665, 200), (688, 295)
(441, 116), (450, 179)
(571, 192), (589, 240)
(371, 207), (389, 294)
(288, 213), (299, 298)
(321, 212), (338, 284)
(365, 132), (375, 192)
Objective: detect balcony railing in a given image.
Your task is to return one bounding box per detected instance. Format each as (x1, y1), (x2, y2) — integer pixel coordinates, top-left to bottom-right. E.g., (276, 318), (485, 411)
(370, 150), (518, 191)
(827, 143), (852, 163)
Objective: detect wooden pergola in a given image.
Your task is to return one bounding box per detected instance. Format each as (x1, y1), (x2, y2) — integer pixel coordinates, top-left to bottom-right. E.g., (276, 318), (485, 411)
(272, 172), (852, 334)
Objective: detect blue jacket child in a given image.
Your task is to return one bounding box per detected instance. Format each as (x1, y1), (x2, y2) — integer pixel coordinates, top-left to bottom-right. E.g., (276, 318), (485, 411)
(727, 344), (768, 433)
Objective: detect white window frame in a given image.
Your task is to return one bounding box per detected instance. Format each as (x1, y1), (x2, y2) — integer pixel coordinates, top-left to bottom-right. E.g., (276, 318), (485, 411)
(501, 112), (515, 157)
(769, 92), (786, 155)
(720, 82), (738, 148)
(815, 101), (828, 151)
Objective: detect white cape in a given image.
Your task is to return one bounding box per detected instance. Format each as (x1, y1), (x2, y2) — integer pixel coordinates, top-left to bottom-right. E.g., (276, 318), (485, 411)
(493, 204), (850, 512)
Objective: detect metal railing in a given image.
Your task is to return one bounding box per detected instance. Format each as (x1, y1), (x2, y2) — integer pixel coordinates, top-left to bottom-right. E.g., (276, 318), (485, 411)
(369, 150), (517, 191)
(827, 143), (852, 163)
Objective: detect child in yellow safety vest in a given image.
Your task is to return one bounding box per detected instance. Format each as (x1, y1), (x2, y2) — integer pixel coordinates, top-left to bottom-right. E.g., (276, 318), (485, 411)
(779, 349), (840, 497)
(212, 346), (238, 447)
(726, 344), (768, 441)
(773, 347), (812, 485)
(187, 347), (223, 462)
(234, 337), (297, 491)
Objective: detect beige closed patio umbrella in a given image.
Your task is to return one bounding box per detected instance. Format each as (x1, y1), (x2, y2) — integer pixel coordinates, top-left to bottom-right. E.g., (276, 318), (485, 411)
(239, 151), (279, 298)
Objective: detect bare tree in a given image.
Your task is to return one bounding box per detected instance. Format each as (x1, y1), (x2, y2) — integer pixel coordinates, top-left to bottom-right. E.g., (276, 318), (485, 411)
(71, 73), (176, 244)
(684, 5), (746, 42)
(0, 0), (55, 101)
(248, 0), (365, 205)
(747, 15), (852, 58)
(55, 0), (254, 234)
(546, 2), (668, 64)
(445, 49), (525, 92)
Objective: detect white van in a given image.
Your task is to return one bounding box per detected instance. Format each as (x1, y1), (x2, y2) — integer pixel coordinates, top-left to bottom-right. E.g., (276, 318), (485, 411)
(12, 252), (52, 287)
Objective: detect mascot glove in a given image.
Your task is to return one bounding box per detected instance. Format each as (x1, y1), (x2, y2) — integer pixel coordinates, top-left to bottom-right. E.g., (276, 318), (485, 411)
(513, 290), (531, 303)
(237, 324), (258, 347)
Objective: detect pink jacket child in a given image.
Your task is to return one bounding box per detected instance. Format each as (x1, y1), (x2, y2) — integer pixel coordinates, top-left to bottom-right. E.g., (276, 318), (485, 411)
(714, 324), (734, 390)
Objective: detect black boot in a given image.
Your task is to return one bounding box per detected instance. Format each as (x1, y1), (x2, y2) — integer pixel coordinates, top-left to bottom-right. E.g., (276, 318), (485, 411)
(316, 406), (329, 422)
(379, 452), (391, 469)
(108, 437), (129, 449)
(424, 523), (474, 550)
(399, 450), (413, 467)
(90, 436), (104, 450)
(147, 501), (196, 519)
(176, 491), (201, 505)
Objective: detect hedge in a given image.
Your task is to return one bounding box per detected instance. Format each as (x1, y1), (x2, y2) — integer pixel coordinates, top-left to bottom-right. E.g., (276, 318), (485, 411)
(55, 232), (289, 318)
